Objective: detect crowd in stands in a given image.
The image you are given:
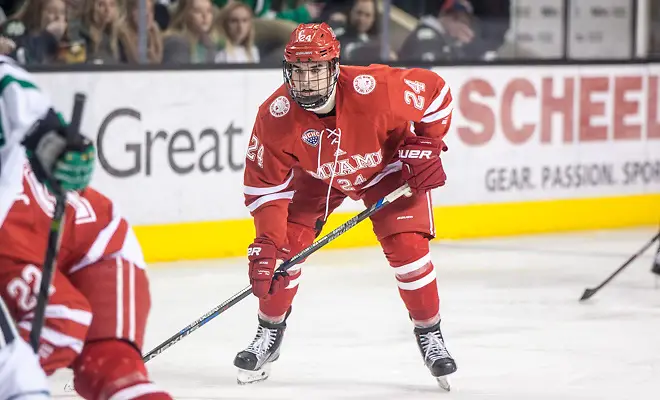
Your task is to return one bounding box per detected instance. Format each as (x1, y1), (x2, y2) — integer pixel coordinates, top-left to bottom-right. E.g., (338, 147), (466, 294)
(0, 0), (654, 66)
(0, 0), (517, 66)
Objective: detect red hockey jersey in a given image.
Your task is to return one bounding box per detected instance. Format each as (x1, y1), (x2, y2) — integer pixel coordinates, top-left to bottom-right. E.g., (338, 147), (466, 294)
(0, 166), (145, 274)
(244, 64), (453, 248)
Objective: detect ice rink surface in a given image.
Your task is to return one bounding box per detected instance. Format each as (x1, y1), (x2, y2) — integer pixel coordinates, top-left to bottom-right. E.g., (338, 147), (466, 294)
(51, 227), (660, 399)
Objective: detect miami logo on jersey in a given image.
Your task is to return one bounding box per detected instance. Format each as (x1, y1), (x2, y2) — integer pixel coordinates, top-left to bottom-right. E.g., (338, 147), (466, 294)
(307, 149), (383, 180)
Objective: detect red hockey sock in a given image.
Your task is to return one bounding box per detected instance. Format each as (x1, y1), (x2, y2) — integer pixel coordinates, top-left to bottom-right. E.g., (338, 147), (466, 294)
(259, 270), (300, 321)
(381, 233), (440, 326)
(397, 269), (440, 325)
(72, 340), (173, 400)
(259, 222), (315, 321)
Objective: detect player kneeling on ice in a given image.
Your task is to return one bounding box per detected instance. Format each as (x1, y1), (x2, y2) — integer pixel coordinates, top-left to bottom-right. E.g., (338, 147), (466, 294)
(0, 55), (173, 400)
(0, 169), (175, 400)
(235, 23), (456, 390)
(0, 54), (95, 398)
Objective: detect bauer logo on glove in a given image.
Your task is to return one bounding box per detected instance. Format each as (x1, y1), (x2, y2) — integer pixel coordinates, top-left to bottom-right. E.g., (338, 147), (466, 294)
(399, 136), (448, 194)
(399, 149), (434, 159)
(247, 246), (263, 257)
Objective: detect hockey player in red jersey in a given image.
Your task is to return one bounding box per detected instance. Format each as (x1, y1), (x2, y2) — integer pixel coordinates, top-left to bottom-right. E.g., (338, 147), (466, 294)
(235, 22), (456, 389)
(0, 166), (174, 400)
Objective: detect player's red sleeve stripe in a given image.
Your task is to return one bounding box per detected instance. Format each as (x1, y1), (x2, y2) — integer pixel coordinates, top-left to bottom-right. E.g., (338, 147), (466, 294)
(421, 84), (453, 123)
(244, 170), (295, 212)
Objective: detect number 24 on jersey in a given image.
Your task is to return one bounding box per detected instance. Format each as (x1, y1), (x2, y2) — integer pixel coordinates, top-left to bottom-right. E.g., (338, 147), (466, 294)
(404, 79), (426, 111)
(246, 135), (265, 168)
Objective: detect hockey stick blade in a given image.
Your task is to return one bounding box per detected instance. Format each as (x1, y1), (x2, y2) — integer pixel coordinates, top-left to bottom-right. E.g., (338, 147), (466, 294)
(651, 231), (660, 276)
(141, 183), (413, 362)
(579, 288), (597, 302)
(579, 231), (660, 302)
(30, 93), (87, 352)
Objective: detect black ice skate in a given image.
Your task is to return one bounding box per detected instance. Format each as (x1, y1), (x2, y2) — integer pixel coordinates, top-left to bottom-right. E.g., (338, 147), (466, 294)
(234, 309), (290, 384)
(414, 322), (457, 391)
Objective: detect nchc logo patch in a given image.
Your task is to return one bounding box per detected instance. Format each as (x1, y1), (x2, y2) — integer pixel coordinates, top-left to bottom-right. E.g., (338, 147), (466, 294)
(301, 129), (321, 147)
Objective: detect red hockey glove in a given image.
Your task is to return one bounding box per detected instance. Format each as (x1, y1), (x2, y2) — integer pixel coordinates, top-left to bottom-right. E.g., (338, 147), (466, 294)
(399, 137), (448, 194)
(247, 238), (291, 299)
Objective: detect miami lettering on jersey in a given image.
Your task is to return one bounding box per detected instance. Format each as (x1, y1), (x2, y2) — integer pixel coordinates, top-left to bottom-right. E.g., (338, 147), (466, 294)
(306, 149), (383, 180)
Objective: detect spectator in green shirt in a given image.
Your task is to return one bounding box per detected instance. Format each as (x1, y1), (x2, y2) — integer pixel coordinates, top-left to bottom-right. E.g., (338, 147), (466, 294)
(212, 0), (323, 23)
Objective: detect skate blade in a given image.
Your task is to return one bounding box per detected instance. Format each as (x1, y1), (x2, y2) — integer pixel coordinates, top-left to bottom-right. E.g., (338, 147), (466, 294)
(436, 376), (451, 391)
(237, 364), (271, 385)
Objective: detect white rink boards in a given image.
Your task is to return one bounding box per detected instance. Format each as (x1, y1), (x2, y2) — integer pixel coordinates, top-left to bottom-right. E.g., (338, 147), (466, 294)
(32, 65), (660, 262)
(51, 227), (660, 399)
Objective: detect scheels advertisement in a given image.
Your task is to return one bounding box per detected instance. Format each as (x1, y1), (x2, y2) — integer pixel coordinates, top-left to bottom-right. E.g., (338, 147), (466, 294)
(443, 65), (660, 206)
(33, 65), (660, 226)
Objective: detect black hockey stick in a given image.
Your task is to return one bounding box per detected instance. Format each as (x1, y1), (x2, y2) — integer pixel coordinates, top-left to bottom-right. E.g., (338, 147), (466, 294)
(142, 183), (413, 362)
(30, 93), (87, 352)
(579, 231), (660, 302)
(651, 231), (660, 276)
